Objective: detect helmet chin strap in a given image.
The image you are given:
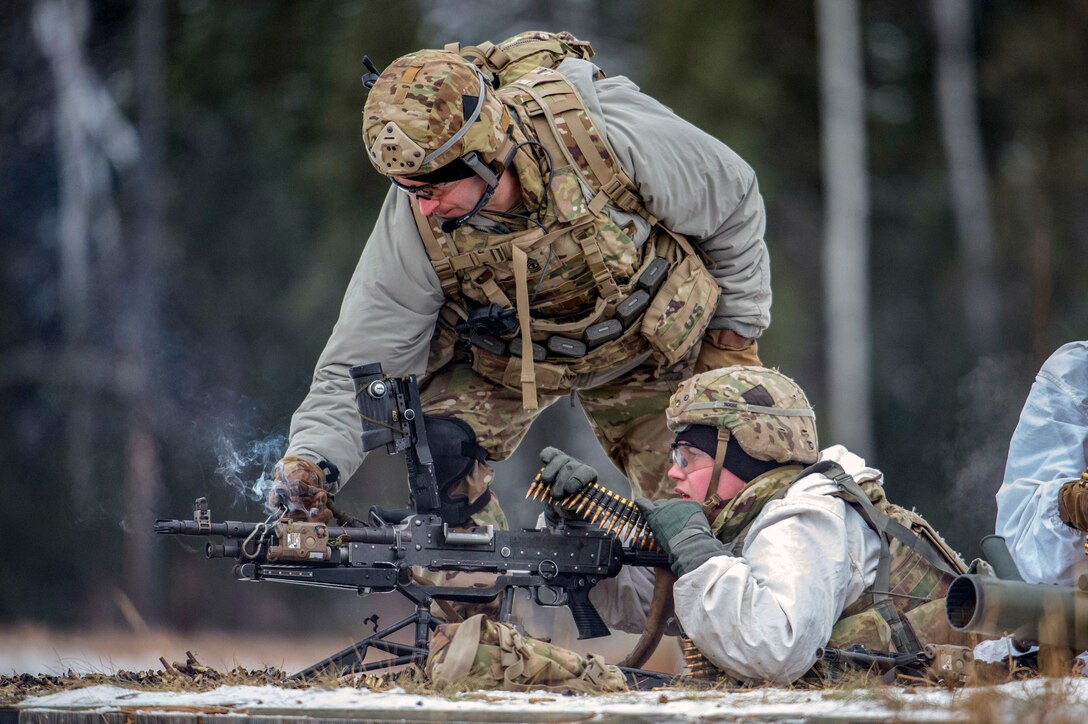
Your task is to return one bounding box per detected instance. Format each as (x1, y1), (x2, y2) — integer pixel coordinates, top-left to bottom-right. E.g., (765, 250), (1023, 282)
(702, 429), (731, 515)
(437, 135), (518, 233)
(439, 182), (496, 233)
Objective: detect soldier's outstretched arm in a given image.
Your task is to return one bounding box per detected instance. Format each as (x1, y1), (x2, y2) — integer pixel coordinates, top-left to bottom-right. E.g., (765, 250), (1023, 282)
(287, 188), (444, 488)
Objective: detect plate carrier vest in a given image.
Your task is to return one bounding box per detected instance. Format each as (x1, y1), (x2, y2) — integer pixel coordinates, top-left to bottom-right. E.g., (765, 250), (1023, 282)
(413, 32), (720, 409)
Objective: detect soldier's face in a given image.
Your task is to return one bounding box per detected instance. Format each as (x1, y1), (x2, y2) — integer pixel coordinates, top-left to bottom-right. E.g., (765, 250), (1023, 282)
(398, 170), (520, 219)
(668, 442), (746, 504)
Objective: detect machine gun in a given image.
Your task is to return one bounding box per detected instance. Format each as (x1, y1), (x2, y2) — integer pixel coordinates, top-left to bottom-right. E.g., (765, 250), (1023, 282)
(155, 362), (669, 680)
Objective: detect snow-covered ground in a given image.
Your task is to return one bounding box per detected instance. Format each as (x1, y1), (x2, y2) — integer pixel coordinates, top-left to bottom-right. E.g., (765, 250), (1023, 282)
(15, 679), (1088, 723)
(8, 628), (1088, 721)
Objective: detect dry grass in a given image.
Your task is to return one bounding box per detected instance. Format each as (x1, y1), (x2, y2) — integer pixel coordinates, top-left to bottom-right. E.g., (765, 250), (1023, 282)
(954, 676), (1084, 724)
(6, 624), (1087, 720)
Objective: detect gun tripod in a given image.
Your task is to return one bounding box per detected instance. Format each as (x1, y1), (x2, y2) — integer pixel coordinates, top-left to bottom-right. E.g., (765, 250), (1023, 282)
(290, 580), (528, 681)
(291, 584), (439, 680)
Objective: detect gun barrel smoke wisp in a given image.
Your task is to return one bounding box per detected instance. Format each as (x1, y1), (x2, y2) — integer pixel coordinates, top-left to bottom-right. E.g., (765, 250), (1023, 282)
(214, 430), (287, 513)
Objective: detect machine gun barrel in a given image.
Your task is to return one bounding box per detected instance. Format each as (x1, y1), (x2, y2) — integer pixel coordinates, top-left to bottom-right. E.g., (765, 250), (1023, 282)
(946, 574), (1088, 650)
(154, 518), (398, 544)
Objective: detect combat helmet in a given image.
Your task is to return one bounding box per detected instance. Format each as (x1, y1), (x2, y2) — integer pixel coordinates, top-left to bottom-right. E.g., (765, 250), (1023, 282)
(668, 366), (818, 507)
(362, 49), (517, 194)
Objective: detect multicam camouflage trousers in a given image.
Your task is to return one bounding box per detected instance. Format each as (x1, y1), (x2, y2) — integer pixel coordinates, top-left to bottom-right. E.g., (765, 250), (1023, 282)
(412, 344), (757, 616)
(426, 613), (628, 694)
(420, 353), (701, 518)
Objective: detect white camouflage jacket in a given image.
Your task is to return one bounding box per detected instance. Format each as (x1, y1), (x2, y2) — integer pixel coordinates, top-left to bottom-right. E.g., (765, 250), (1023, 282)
(591, 446), (883, 684)
(996, 341), (1088, 586)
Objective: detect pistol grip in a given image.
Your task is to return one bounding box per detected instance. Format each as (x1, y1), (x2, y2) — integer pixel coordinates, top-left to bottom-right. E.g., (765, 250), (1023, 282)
(566, 583), (610, 640)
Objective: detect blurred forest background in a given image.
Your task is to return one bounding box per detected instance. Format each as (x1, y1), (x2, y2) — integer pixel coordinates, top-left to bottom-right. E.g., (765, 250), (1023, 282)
(1, 0), (1086, 644)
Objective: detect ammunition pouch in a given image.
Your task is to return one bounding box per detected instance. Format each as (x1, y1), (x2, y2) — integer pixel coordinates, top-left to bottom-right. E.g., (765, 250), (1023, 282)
(462, 245), (711, 393)
(469, 313), (653, 394)
(640, 253), (719, 366)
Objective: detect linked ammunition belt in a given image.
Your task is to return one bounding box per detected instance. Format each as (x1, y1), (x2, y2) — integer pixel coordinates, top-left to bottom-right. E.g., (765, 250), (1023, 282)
(468, 256), (669, 361)
(526, 472), (658, 549)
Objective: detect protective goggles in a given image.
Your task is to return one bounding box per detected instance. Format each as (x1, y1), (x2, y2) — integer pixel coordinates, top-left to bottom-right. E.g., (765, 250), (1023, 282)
(390, 177), (459, 200)
(670, 442), (715, 471)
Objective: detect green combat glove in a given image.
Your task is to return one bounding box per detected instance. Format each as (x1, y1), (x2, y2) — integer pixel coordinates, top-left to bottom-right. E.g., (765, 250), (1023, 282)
(539, 446), (598, 526)
(635, 498), (728, 577)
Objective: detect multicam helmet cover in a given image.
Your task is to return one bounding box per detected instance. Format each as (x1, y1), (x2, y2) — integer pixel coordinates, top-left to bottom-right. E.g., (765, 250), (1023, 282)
(667, 366), (819, 464)
(362, 49), (510, 178)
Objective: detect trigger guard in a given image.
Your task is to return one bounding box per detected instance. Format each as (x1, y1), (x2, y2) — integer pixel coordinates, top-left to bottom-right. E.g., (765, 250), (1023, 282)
(533, 585), (566, 607)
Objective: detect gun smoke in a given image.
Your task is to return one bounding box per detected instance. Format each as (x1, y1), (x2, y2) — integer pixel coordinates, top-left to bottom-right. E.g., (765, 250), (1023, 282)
(214, 429), (287, 512)
(943, 353), (1034, 557)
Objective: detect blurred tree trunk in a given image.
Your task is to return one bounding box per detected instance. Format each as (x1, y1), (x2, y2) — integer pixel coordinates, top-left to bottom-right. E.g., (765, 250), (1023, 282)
(932, 0), (1000, 354)
(817, 0), (873, 455)
(33, 0), (161, 623)
(121, 0), (166, 624)
(32, 0), (109, 513)
(1030, 228), (1051, 362)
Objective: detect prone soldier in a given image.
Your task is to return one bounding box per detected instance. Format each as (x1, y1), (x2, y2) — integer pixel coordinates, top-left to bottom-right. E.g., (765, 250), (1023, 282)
(541, 366), (976, 684)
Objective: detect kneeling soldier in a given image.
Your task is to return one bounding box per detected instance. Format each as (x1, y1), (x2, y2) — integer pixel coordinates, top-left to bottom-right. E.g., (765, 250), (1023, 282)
(541, 366), (975, 684)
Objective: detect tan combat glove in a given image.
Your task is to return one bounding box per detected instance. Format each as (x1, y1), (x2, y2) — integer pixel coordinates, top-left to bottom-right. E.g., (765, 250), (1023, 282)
(1058, 473), (1088, 532)
(268, 455), (334, 524)
(694, 329), (761, 374)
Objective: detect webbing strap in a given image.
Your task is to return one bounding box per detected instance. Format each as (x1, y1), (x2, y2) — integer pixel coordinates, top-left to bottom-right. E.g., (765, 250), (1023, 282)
(803, 460), (922, 654)
(703, 429), (731, 515)
(588, 174), (645, 217)
(807, 461), (961, 578)
(880, 515), (963, 578)
(471, 268), (513, 309)
(460, 41), (512, 72)
(529, 81), (571, 99)
(570, 225), (621, 303)
(563, 112), (618, 193)
(413, 202), (461, 298)
(511, 245), (537, 409)
(542, 96), (583, 114)
(448, 245), (511, 271)
(510, 71), (682, 269)
(515, 72), (633, 208)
